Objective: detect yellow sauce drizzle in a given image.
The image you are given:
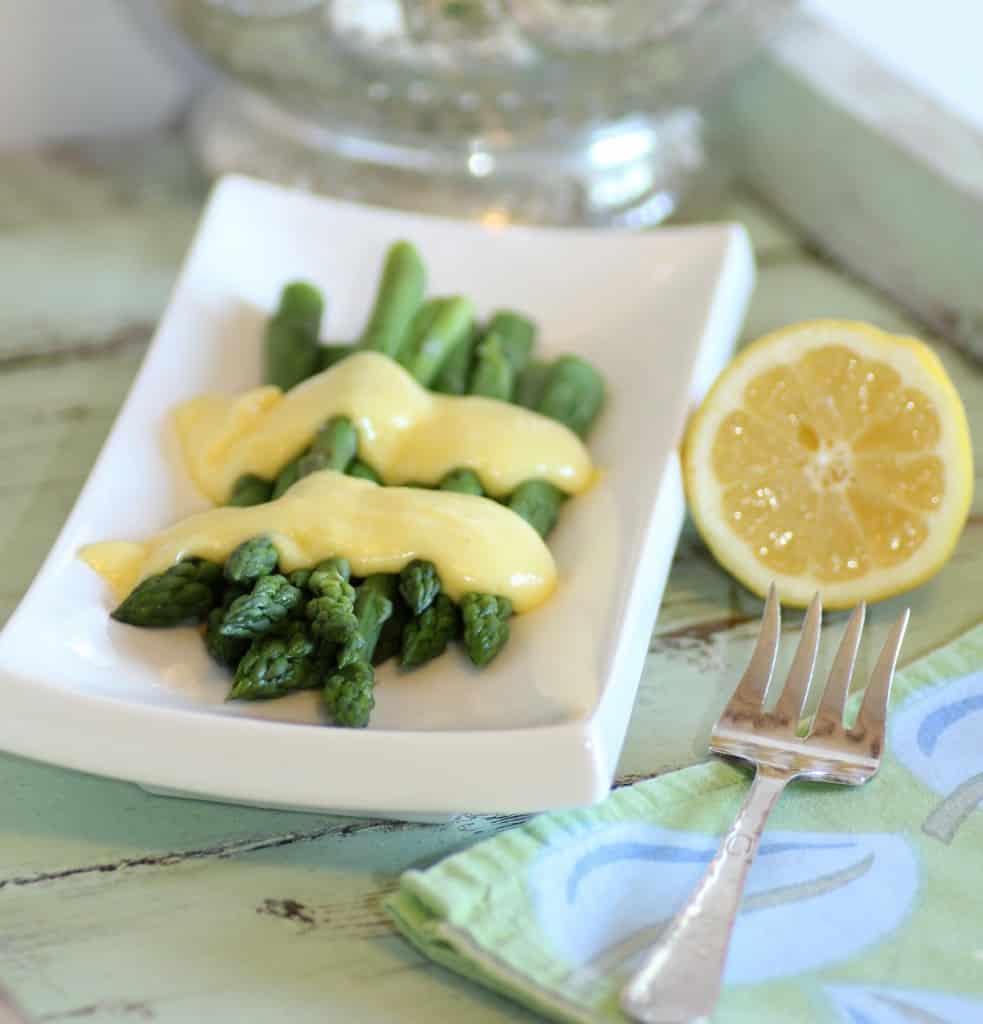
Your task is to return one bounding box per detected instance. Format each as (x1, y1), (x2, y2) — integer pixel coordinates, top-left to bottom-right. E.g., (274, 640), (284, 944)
(80, 471), (556, 613)
(173, 351), (593, 504)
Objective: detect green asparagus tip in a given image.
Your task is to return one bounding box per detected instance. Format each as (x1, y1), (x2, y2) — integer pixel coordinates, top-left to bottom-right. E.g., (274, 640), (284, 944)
(398, 559), (442, 616)
(111, 558), (221, 628)
(461, 593), (512, 667)
(224, 536), (279, 585)
(278, 281), (324, 321)
(323, 660), (376, 728)
(220, 574), (303, 639)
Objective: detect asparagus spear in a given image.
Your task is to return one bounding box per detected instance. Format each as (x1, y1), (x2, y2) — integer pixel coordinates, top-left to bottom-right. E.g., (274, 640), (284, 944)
(204, 587), (249, 669)
(338, 575), (396, 668)
(229, 620), (317, 700)
(401, 593), (459, 667)
(111, 558), (222, 627)
(536, 354), (605, 438)
(273, 415), (359, 495)
(442, 341), (520, 665)
(271, 455), (303, 499)
(224, 536), (279, 585)
(469, 330), (513, 401)
(306, 558), (359, 644)
(317, 343), (353, 373)
(507, 355), (604, 536)
(485, 310), (535, 373)
(323, 575), (397, 728)
(508, 478), (566, 539)
(288, 569), (312, 591)
(403, 297), (474, 387)
(461, 593), (512, 667)
(439, 468), (483, 496)
(397, 298), (444, 370)
(323, 661), (375, 728)
(348, 459), (382, 484)
(227, 473), (273, 507)
(372, 593), (410, 666)
(296, 416), (358, 479)
(398, 559), (441, 615)
(220, 574), (303, 639)
(515, 359), (550, 410)
(312, 416), (358, 464)
(264, 282), (324, 391)
(310, 556), (351, 587)
(432, 320), (478, 395)
(359, 241), (426, 359)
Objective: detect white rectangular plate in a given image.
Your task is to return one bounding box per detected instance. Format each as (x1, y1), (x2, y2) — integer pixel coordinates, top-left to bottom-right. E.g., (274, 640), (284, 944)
(0, 177), (753, 817)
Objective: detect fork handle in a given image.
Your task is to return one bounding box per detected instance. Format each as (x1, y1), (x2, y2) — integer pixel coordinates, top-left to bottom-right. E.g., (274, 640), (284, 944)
(620, 765), (791, 1024)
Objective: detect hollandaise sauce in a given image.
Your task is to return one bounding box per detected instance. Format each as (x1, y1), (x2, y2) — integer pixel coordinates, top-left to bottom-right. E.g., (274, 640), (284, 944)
(80, 471), (557, 613)
(172, 351), (593, 504)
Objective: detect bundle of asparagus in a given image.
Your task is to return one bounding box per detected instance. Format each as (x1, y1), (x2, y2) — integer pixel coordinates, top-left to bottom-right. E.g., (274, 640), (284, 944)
(110, 242), (605, 727)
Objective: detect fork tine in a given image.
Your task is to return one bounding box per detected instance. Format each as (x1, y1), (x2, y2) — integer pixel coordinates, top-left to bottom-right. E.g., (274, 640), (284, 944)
(725, 582), (781, 710)
(851, 609), (910, 750)
(772, 592), (822, 729)
(807, 602), (866, 738)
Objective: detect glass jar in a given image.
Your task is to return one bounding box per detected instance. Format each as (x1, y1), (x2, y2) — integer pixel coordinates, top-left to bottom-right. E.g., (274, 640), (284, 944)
(143, 0), (795, 224)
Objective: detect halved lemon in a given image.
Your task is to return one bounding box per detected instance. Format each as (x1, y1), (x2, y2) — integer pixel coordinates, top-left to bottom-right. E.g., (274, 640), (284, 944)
(683, 320), (973, 608)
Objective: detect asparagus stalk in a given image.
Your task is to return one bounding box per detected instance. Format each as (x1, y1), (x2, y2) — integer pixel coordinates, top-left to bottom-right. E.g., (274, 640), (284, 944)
(338, 575), (396, 668)
(485, 311), (535, 373)
(296, 416), (358, 479)
(372, 594), (410, 666)
(317, 343), (354, 373)
(305, 558), (359, 644)
(324, 575), (396, 727)
(348, 459), (382, 484)
(111, 558), (222, 628)
(507, 354), (604, 536)
(398, 298), (444, 370)
(229, 620), (316, 700)
(398, 559), (441, 615)
(432, 320), (478, 395)
(515, 359), (551, 410)
(271, 455), (303, 499)
(403, 297), (474, 387)
(224, 536), (279, 586)
(469, 330), (513, 401)
(508, 479), (566, 539)
(204, 598), (249, 670)
(220, 574), (303, 639)
(461, 593), (512, 667)
(536, 354), (605, 438)
(439, 468), (484, 496)
(264, 281), (324, 391)
(401, 593), (459, 667)
(227, 473), (273, 507)
(359, 241), (426, 360)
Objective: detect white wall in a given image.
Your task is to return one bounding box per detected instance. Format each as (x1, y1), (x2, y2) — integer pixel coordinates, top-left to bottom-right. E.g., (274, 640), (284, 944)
(0, 1), (980, 148)
(805, 0), (983, 133)
(0, 1), (203, 148)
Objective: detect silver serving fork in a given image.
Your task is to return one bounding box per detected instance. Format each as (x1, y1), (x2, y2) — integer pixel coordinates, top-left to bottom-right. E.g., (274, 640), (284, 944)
(621, 585), (909, 1024)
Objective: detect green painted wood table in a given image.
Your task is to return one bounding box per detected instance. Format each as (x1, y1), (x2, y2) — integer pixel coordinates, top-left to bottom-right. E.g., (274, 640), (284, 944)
(1, 133), (980, 1023)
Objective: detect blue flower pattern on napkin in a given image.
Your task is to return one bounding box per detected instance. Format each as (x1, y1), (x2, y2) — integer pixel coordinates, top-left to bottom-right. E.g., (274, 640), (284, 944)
(892, 669), (983, 842)
(825, 982), (983, 1023)
(530, 823), (918, 984)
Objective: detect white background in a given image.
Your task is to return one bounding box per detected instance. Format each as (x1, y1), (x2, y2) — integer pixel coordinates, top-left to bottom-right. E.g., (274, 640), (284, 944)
(0, 1), (980, 148)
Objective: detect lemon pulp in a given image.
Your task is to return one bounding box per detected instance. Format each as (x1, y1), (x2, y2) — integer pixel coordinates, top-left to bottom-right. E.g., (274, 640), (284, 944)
(684, 320), (973, 607)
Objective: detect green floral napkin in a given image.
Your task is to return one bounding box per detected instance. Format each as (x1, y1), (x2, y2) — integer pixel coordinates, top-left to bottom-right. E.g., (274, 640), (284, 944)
(387, 624), (983, 1023)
